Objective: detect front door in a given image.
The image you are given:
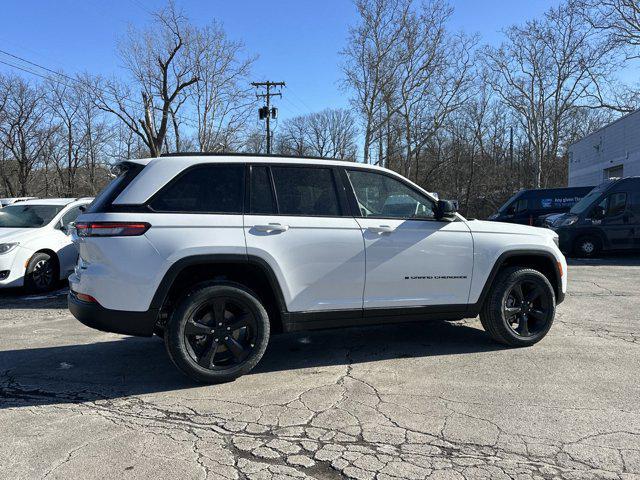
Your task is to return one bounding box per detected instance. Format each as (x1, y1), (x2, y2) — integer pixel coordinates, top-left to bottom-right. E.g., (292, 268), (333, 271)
(600, 192), (634, 249)
(345, 168), (473, 309)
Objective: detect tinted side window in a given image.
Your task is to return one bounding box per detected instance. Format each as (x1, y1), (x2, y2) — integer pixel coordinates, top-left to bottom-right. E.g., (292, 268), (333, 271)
(515, 199), (528, 213)
(150, 164), (244, 213)
(271, 167), (341, 216)
(631, 191), (640, 215)
(607, 192), (627, 216)
(250, 166), (276, 214)
(86, 163), (143, 213)
(347, 169), (435, 219)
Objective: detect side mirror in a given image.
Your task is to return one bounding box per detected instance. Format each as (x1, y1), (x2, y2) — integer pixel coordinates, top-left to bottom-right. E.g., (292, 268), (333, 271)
(435, 199), (458, 220)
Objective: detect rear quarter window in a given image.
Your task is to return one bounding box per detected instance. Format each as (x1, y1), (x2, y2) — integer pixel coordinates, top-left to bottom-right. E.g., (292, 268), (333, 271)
(150, 164), (245, 213)
(85, 163), (144, 213)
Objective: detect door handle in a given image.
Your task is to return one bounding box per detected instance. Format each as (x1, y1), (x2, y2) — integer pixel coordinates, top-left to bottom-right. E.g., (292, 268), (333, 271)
(254, 223), (289, 233)
(368, 225), (394, 234)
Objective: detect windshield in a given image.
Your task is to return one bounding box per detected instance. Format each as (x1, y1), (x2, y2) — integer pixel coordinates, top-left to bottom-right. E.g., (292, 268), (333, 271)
(498, 193), (521, 213)
(569, 186), (606, 215)
(0, 205), (63, 228)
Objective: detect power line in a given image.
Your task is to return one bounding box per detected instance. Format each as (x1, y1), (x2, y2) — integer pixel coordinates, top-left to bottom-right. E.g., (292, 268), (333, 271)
(0, 48), (201, 130)
(251, 81), (285, 154)
(286, 86), (315, 113)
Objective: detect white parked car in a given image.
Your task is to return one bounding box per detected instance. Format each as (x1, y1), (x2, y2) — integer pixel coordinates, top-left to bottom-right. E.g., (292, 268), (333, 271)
(69, 154), (567, 383)
(0, 197), (93, 292)
(0, 197), (36, 207)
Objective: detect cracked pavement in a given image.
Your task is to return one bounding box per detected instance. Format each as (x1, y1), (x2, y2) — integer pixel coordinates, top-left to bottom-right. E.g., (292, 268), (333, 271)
(1, 257), (639, 479)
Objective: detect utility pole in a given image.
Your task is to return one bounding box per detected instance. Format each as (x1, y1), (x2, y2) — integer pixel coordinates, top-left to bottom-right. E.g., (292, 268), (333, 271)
(251, 81), (285, 154)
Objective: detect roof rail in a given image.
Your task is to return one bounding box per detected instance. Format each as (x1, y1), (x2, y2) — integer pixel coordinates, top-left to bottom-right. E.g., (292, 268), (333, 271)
(159, 152), (348, 162)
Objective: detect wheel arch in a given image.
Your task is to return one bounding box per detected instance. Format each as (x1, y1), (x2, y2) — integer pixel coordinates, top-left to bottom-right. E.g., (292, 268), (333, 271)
(27, 248), (60, 275)
(472, 250), (562, 314)
(150, 254), (288, 333)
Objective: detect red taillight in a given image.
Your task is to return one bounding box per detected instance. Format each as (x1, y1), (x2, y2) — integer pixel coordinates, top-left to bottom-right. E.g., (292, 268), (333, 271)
(75, 222), (151, 237)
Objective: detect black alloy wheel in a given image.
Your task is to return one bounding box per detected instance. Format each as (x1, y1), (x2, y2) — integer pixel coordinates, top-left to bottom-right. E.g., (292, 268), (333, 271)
(165, 283), (270, 383)
(480, 267), (556, 347)
(502, 279), (551, 338)
(184, 296), (257, 369)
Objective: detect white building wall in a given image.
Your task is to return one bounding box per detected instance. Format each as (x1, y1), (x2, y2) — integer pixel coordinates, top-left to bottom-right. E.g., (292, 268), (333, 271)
(569, 109), (640, 187)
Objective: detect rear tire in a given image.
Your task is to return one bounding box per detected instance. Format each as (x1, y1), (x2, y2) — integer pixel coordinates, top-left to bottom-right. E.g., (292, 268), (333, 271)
(573, 236), (601, 258)
(24, 252), (59, 293)
(480, 267), (555, 347)
(164, 283), (270, 383)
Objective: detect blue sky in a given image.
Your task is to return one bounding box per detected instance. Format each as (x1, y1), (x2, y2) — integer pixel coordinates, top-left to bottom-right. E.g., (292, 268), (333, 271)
(0, 0), (560, 121)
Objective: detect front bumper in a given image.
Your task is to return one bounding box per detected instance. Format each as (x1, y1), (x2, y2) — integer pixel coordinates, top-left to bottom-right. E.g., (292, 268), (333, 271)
(68, 291), (158, 337)
(0, 249), (26, 288)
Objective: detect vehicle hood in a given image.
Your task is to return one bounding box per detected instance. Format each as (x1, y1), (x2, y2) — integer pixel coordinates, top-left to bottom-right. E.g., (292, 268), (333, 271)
(464, 219), (557, 239)
(0, 227), (44, 244)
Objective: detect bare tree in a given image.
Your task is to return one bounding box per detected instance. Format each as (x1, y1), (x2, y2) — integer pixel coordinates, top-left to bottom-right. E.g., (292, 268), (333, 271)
(276, 115), (309, 156)
(0, 75), (53, 195)
(93, 2), (199, 157)
(343, 0), (476, 179)
(47, 79), (84, 196)
(391, 2), (476, 180)
(190, 21), (256, 152)
(578, 0), (640, 55)
(483, 2), (615, 187)
(573, 0), (640, 112)
(276, 109), (358, 160)
(341, 0), (411, 164)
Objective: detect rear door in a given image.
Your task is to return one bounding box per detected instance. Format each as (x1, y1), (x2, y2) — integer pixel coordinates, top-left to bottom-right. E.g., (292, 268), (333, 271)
(344, 168), (473, 309)
(244, 164), (365, 313)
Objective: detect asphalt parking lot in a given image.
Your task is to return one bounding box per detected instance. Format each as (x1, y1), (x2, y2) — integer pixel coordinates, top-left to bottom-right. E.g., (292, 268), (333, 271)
(1, 258), (639, 480)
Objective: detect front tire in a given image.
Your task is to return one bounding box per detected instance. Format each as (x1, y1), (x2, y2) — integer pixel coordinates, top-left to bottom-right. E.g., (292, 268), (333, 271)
(164, 283), (270, 383)
(573, 235), (601, 258)
(480, 267), (555, 347)
(24, 252), (59, 293)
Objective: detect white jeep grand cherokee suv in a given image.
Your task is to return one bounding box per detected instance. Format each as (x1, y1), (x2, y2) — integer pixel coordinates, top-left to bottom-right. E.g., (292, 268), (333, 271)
(69, 154), (567, 383)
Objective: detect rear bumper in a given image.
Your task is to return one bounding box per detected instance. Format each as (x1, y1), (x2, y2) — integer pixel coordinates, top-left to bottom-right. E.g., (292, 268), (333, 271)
(68, 291), (158, 337)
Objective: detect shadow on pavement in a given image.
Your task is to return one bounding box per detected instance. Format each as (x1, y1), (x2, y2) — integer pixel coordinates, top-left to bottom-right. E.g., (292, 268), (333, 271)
(0, 320), (501, 409)
(0, 285), (69, 310)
